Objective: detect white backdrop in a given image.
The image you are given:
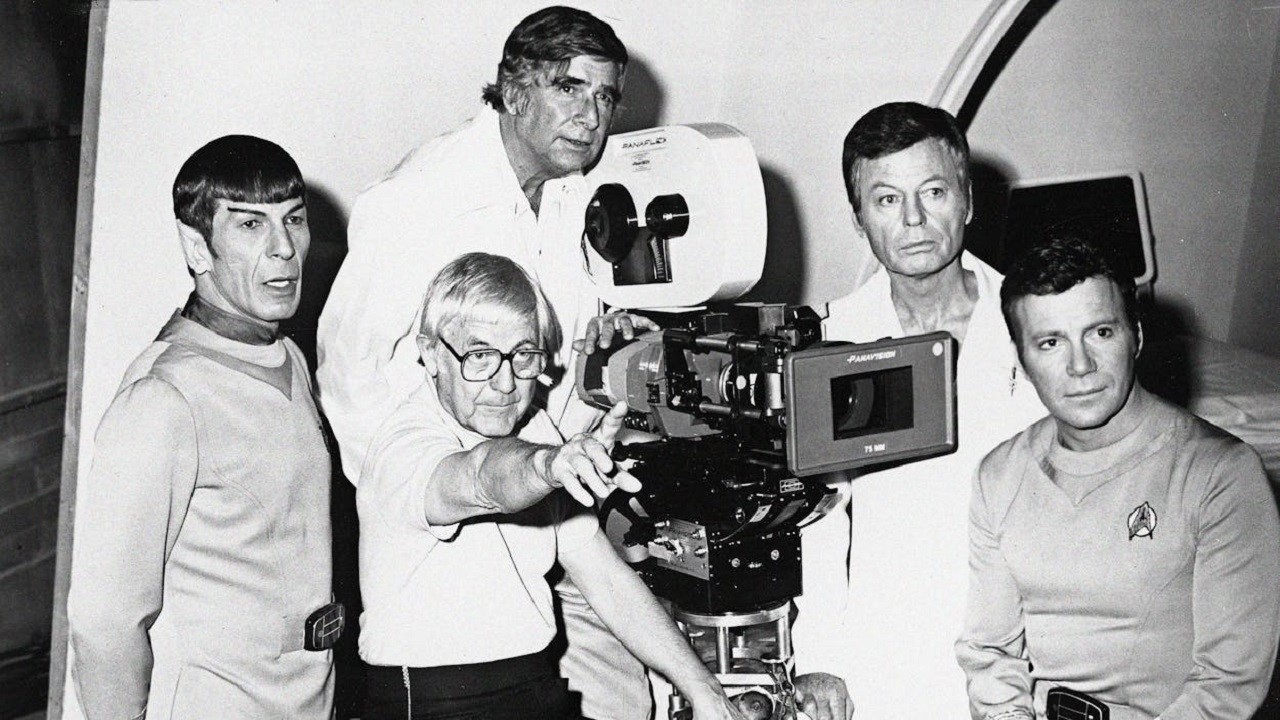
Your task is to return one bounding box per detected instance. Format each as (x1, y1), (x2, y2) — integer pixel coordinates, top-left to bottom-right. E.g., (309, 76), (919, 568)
(965, 0), (1280, 352)
(60, 1), (999, 715)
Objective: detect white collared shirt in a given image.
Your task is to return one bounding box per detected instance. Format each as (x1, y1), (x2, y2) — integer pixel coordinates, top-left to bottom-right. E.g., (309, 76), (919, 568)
(793, 251), (1046, 718)
(356, 378), (599, 667)
(317, 107), (603, 483)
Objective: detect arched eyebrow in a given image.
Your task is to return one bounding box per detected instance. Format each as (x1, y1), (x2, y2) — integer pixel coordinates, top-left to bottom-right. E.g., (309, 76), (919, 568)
(1086, 316), (1124, 331)
(553, 72), (621, 104)
(225, 200), (306, 216)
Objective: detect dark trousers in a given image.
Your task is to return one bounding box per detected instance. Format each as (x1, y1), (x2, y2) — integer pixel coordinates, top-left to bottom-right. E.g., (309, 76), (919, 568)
(363, 647), (580, 720)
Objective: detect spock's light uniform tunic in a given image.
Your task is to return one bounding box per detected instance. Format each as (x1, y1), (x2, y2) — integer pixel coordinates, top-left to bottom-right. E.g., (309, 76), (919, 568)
(69, 312), (334, 720)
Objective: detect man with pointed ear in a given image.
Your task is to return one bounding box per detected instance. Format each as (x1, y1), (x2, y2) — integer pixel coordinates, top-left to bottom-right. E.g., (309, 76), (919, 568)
(956, 235), (1280, 720)
(791, 102), (1047, 718)
(317, 6), (655, 717)
(67, 135), (338, 719)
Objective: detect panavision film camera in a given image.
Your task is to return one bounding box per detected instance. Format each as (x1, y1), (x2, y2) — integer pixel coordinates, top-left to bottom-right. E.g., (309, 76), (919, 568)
(577, 125), (958, 719)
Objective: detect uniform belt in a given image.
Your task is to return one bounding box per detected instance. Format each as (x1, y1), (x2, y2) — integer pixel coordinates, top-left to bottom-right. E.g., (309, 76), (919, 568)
(1046, 686), (1109, 720)
(293, 602), (344, 652)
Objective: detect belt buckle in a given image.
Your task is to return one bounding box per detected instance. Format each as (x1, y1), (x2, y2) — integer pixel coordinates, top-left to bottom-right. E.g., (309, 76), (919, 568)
(1046, 687), (1109, 720)
(304, 602), (345, 651)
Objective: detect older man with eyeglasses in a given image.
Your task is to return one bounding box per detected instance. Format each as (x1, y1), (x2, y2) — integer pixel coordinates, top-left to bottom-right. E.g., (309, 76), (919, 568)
(355, 252), (745, 720)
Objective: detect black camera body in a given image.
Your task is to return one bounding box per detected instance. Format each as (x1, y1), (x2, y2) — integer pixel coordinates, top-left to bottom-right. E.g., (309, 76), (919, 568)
(602, 433), (817, 613)
(578, 124), (959, 714)
(578, 304), (956, 614)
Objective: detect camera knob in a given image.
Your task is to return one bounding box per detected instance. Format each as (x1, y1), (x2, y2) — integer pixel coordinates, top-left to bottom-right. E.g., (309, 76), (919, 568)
(645, 193), (690, 238)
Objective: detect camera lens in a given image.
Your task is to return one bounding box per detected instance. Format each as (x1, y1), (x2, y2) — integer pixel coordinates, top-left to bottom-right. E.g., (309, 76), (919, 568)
(829, 367), (915, 440)
(832, 376), (876, 434)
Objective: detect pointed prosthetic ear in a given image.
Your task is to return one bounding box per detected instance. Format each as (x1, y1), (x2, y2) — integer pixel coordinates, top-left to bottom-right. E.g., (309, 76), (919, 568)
(418, 334), (440, 377)
(177, 221), (212, 275)
(965, 184), (975, 225)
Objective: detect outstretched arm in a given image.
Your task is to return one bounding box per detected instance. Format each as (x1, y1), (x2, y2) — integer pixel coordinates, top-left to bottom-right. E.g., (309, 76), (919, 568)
(366, 396), (641, 528)
(425, 402), (640, 523)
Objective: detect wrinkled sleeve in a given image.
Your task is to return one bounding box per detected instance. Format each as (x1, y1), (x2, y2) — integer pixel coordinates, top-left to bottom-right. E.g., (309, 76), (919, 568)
(1158, 444), (1280, 720)
(316, 184), (445, 484)
(792, 475), (851, 678)
(67, 377), (198, 720)
(360, 396), (465, 541)
(955, 461), (1034, 720)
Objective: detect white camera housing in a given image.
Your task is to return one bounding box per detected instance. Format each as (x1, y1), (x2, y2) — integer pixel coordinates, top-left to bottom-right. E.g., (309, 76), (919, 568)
(582, 123), (766, 309)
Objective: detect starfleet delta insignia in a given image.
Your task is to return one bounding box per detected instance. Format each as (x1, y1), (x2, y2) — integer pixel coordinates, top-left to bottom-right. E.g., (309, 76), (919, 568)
(1128, 501), (1157, 540)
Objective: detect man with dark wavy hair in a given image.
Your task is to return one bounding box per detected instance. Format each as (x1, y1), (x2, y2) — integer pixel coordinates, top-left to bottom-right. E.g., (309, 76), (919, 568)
(957, 235), (1280, 720)
(69, 135), (338, 719)
(480, 5), (626, 119)
(318, 7), (656, 718)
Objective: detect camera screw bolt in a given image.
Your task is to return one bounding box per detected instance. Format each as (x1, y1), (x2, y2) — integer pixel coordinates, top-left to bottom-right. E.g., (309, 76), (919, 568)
(770, 549), (780, 561)
(730, 558), (741, 568)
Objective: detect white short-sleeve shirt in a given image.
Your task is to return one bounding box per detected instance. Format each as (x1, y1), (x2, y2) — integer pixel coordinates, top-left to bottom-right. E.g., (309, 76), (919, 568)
(356, 378), (599, 667)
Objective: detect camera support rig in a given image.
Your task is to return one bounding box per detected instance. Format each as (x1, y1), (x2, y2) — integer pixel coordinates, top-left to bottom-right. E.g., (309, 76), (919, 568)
(578, 123), (956, 719)
(582, 305), (839, 719)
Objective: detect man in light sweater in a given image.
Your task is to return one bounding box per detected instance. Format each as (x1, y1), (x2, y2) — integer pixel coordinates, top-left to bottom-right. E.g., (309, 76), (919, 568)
(956, 235), (1280, 720)
(68, 135), (338, 719)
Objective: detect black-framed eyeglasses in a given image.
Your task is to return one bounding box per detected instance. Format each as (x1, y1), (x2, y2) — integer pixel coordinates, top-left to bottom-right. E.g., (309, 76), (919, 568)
(432, 335), (547, 382)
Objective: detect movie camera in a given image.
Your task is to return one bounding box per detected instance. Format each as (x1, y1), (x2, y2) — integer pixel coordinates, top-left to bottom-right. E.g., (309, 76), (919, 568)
(578, 124), (957, 719)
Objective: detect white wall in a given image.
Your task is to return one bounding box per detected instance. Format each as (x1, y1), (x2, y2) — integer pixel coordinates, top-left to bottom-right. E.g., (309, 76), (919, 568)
(1231, 24), (1280, 357)
(965, 0), (1280, 351)
(61, 1), (997, 715)
(75, 0), (996, 518)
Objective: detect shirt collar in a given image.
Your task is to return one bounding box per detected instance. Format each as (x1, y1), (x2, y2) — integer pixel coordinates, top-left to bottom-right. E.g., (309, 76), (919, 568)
(856, 250), (997, 337)
(466, 106), (586, 216)
(158, 310), (294, 399)
(181, 291), (279, 345)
